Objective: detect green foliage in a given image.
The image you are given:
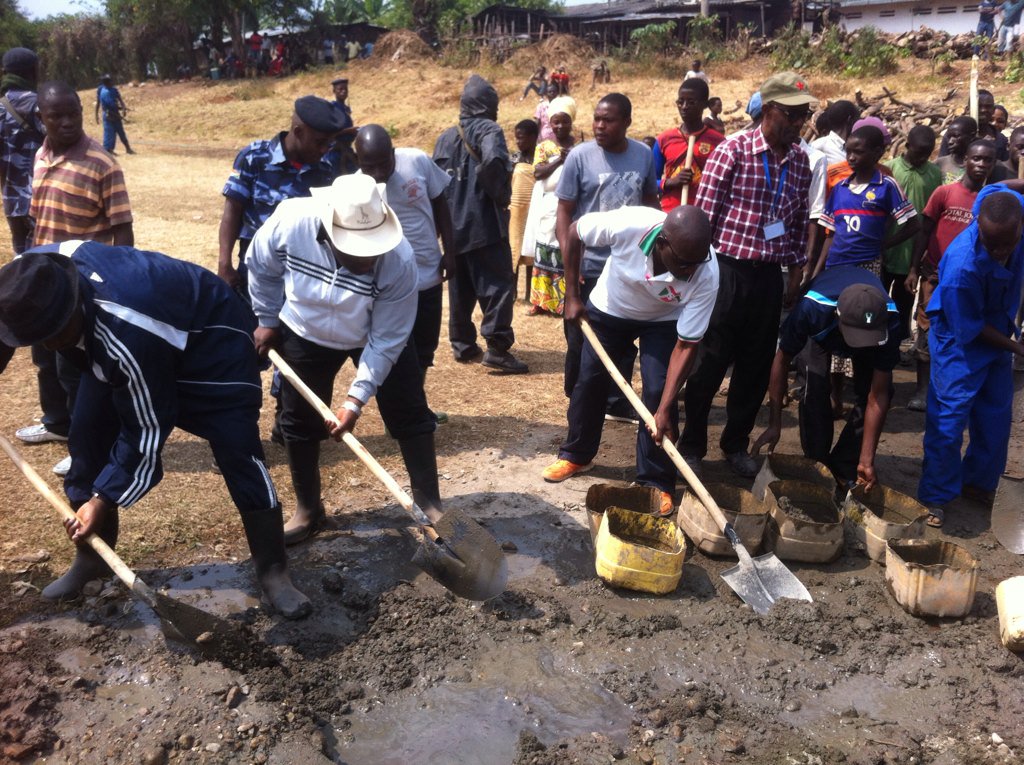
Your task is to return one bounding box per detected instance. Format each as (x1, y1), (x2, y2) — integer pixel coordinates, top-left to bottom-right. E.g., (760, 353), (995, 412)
(685, 13), (720, 60)
(770, 23), (813, 70)
(0, 0), (37, 53)
(1008, 52), (1024, 82)
(36, 14), (123, 87)
(770, 23), (896, 78)
(844, 26), (897, 77)
(630, 20), (677, 58)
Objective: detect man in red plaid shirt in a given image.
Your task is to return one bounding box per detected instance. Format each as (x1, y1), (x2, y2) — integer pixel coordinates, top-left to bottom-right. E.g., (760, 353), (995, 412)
(679, 72), (816, 478)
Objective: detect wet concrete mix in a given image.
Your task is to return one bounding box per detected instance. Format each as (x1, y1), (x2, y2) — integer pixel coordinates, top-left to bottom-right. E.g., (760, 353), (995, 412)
(2, 434), (1022, 765)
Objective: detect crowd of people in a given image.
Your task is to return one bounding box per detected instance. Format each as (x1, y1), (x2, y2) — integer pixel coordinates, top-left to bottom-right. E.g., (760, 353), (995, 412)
(1, 41), (1023, 618)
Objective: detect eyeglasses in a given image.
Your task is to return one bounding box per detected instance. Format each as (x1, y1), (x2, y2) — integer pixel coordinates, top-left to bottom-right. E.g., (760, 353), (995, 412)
(773, 104), (812, 123)
(657, 234), (712, 269)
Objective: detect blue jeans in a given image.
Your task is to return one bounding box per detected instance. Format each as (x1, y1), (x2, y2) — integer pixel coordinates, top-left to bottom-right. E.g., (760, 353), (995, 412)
(102, 116), (131, 153)
(559, 306), (678, 493)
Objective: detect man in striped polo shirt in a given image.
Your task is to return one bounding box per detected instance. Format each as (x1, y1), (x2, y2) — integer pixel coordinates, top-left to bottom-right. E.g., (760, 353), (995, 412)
(18, 80), (134, 476)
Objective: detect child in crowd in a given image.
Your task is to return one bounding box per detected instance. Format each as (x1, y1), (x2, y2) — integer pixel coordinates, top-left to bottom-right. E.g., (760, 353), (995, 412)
(510, 119), (539, 299)
(936, 117), (978, 184)
(1003, 125), (1024, 177)
(704, 96), (725, 133)
(905, 139), (1000, 410)
(883, 125), (942, 342)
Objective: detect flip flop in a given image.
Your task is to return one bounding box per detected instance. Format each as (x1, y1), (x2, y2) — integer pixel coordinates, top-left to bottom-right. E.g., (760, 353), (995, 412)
(926, 508), (944, 528)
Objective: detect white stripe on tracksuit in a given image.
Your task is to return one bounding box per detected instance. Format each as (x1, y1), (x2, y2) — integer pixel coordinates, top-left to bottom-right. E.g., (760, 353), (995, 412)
(252, 456), (278, 508)
(94, 319), (162, 507)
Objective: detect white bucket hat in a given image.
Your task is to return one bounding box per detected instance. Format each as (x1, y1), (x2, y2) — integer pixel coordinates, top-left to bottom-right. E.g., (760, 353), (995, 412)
(311, 174), (403, 257)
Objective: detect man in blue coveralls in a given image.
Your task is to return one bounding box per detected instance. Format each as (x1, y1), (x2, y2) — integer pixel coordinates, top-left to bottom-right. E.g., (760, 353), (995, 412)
(918, 186), (1024, 528)
(0, 243), (312, 618)
(94, 74), (134, 155)
(753, 265), (901, 490)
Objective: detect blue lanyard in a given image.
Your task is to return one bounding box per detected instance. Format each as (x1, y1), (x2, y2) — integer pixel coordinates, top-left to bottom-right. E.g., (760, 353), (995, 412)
(761, 152), (788, 219)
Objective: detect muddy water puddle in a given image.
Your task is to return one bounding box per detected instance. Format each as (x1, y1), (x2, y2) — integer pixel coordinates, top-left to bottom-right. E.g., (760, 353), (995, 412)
(338, 643), (631, 764)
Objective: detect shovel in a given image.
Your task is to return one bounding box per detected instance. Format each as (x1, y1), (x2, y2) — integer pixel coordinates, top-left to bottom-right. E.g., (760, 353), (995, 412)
(579, 319), (813, 614)
(268, 349), (508, 601)
(0, 434), (274, 670)
(993, 381), (1024, 553)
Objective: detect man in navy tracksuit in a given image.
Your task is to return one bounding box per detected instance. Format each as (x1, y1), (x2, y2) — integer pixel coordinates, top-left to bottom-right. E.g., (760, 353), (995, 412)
(0, 242), (311, 618)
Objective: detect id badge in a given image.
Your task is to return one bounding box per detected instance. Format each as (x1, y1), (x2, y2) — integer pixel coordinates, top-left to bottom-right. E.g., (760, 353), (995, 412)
(763, 219), (785, 241)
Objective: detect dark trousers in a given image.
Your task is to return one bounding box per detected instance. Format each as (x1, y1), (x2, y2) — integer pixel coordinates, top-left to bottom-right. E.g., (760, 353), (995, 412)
(796, 340), (879, 485)
(277, 326), (434, 444)
(560, 307), (678, 493)
(448, 243), (516, 358)
(102, 117), (131, 153)
(65, 339), (276, 515)
(563, 276), (636, 400)
(6, 215), (33, 255)
(681, 255), (783, 458)
(882, 267), (914, 343)
(412, 283), (443, 372)
(31, 345), (80, 437)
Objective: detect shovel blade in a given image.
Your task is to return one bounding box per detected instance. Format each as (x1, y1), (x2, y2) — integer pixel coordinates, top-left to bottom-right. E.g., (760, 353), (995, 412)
(721, 551), (813, 615)
(411, 508), (508, 601)
(993, 475), (1024, 554)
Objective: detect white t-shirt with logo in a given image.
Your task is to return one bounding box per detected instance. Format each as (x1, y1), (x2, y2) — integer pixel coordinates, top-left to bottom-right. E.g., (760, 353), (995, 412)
(580, 206), (719, 341)
(379, 148), (451, 291)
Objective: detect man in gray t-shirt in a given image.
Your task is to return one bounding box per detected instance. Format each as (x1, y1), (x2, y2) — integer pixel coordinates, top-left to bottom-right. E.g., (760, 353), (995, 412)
(554, 93), (659, 402)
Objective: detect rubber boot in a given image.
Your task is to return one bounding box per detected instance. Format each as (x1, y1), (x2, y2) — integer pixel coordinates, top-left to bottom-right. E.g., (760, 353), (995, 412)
(239, 505), (312, 620)
(42, 508), (119, 601)
(398, 433), (443, 519)
(283, 439), (325, 545)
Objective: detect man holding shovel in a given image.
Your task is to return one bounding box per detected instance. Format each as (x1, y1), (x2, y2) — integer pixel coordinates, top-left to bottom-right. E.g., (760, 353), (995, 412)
(0, 243), (312, 619)
(246, 173), (442, 543)
(541, 204), (718, 516)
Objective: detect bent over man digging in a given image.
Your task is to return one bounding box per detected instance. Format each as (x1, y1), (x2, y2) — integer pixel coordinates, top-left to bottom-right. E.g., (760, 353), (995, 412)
(0, 244), (312, 619)
(542, 204), (718, 516)
(246, 173), (442, 543)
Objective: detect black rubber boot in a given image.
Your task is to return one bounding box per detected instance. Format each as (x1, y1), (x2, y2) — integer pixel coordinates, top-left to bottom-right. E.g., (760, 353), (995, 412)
(283, 440), (325, 545)
(398, 433), (443, 518)
(42, 508), (119, 601)
(240, 505), (312, 620)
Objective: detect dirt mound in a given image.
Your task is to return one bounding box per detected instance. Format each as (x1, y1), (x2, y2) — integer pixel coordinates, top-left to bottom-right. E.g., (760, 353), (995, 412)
(505, 34), (597, 74)
(372, 30), (434, 63)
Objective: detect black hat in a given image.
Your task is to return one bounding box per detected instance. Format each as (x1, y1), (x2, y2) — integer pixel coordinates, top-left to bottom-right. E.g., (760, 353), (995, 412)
(0, 252), (80, 347)
(837, 284), (888, 348)
(331, 76), (348, 85)
(100, 73), (113, 83)
(1, 47), (37, 78)
(294, 95), (342, 134)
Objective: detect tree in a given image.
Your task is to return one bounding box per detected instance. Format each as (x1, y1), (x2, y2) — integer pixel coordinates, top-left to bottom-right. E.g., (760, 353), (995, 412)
(0, 0), (37, 54)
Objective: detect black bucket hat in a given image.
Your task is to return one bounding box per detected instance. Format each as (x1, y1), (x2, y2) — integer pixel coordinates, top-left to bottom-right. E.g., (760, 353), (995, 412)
(0, 252), (80, 347)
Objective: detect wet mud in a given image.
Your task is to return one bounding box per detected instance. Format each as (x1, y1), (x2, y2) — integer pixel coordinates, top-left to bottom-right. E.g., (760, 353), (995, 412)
(3, 425), (1024, 764)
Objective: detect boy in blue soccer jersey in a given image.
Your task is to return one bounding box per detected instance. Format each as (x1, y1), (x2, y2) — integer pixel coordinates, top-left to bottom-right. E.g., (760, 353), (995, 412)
(814, 125), (921, 280)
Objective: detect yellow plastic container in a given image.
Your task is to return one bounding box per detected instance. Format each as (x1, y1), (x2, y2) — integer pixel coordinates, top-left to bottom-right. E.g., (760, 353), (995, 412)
(677, 482), (769, 557)
(843, 484), (929, 565)
(996, 576), (1024, 651)
(885, 539), (979, 618)
(763, 480), (844, 563)
(752, 453), (835, 502)
(594, 505), (687, 595)
(585, 483), (661, 545)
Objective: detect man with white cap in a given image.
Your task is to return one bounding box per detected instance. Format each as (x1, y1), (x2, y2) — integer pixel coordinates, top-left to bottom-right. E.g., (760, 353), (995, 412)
(246, 173), (441, 544)
(752, 265), (900, 490)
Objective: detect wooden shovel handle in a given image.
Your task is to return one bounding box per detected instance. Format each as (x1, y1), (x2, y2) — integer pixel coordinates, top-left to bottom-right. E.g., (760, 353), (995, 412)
(0, 433), (139, 588)
(267, 350), (439, 537)
(578, 319), (733, 534)
(680, 137), (697, 206)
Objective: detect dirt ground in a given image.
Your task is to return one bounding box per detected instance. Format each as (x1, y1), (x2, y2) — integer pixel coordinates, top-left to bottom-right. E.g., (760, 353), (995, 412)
(1, 52), (1023, 765)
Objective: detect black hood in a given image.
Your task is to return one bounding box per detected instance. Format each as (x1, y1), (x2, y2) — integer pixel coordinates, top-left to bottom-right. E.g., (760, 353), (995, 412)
(459, 74), (498, 121)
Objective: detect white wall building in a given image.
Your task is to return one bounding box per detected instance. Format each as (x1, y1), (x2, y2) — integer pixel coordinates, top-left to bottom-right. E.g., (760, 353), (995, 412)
(838, 1), (982, 36)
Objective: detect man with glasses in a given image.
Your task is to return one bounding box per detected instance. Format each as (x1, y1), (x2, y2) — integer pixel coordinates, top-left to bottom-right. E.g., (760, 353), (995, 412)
(680, 72), (816, 478)
(752, 266), (900, 491)
(541, 204), (718, 517)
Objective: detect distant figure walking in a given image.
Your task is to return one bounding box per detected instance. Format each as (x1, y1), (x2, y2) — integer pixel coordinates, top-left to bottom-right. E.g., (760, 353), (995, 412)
(94, 74), (133, 155)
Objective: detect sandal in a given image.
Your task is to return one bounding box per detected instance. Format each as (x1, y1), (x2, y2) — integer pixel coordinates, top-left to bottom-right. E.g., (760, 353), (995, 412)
(926, 507), (944, 528)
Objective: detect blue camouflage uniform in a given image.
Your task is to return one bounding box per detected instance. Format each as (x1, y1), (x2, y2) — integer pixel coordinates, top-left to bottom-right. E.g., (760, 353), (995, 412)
(223, 131), (338, 244)
(918, 184), (1024, 506)
(29, 240), (277, 516)
(0, 88), (44, 250)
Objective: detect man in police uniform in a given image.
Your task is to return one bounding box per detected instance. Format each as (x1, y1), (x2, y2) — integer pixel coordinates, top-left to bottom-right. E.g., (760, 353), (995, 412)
(217, 95), (342, 296)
